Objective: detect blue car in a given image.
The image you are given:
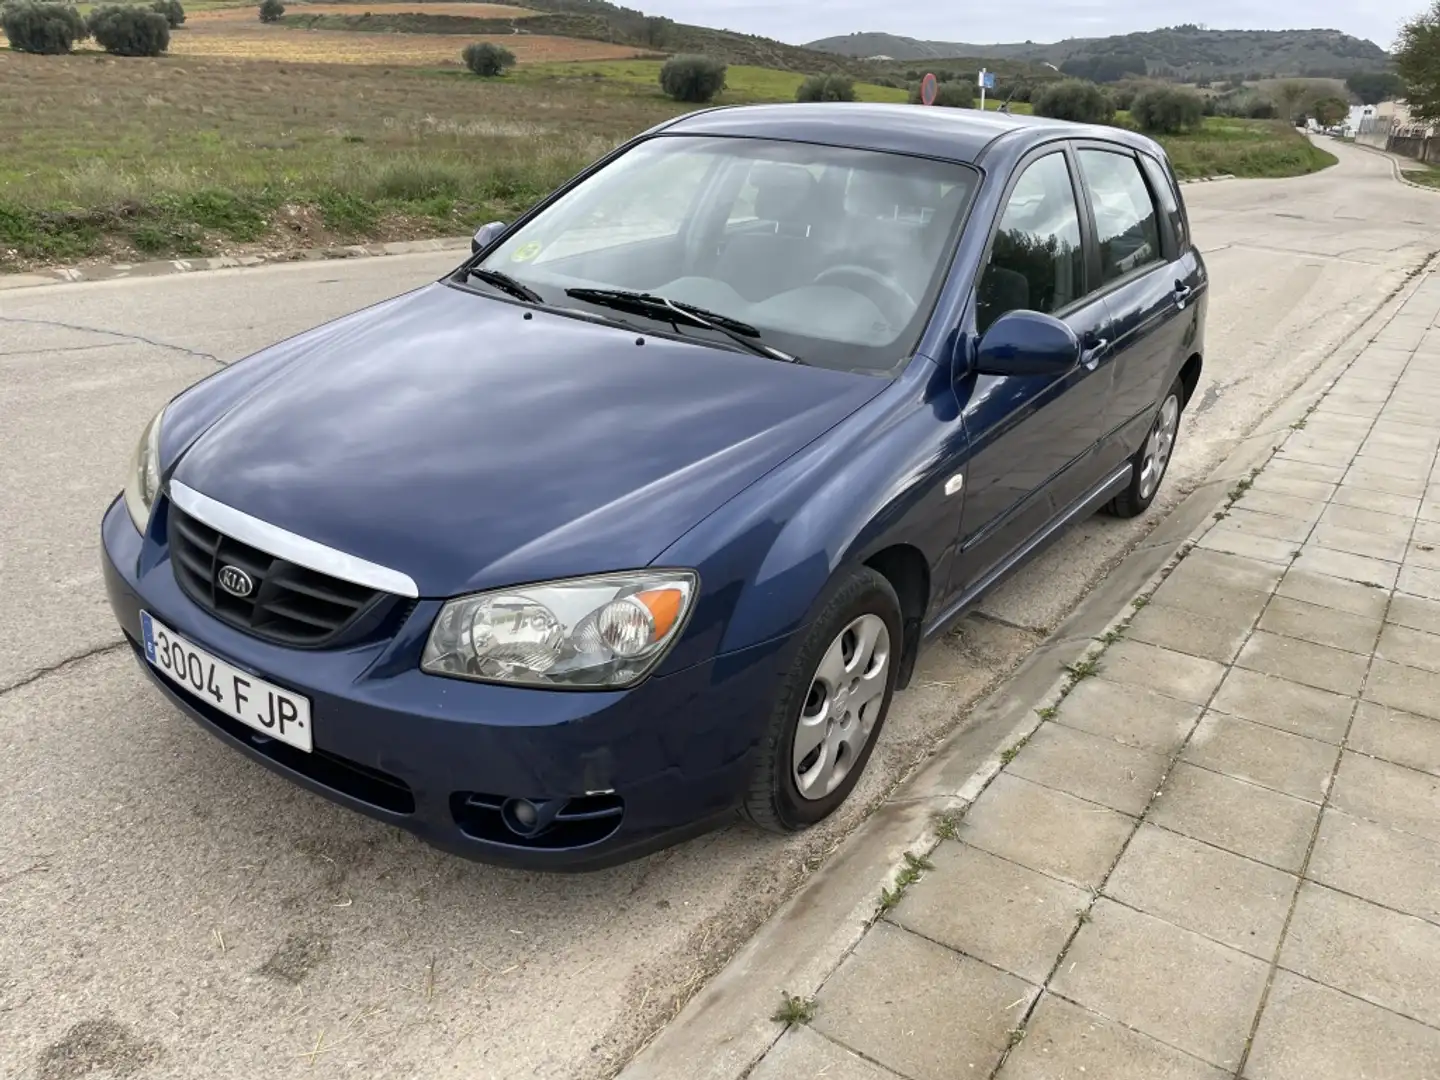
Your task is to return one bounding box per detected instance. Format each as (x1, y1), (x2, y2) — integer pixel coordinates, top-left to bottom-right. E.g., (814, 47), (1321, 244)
(102, 104), (1206, 870)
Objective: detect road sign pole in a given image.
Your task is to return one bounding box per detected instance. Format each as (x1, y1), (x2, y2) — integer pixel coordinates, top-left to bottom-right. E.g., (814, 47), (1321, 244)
(979, 68), (987, 111)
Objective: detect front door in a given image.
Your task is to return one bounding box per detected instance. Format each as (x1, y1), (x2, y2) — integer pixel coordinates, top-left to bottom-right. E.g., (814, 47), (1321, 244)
(949, 146), (1116, 600)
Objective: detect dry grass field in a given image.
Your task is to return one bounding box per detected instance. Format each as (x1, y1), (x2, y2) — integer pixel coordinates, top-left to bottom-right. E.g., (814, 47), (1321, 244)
(189, 1), (536, 18)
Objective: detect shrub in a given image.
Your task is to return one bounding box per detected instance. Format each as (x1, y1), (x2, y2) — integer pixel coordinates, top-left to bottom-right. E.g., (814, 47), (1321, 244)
(1131, 86), (1204, 134)
(258, 0), (283, 22)
(150, 0), (183, 27)
(659, 54), (726, 103)
(462, 41), (515, 76)
(795, 73), (855, 102)
(908, 80), (974, 108)
(87, 4), (169, 55)
(1032, 79), (1116, 125)
(1246, 97), (1277, 119)
(1, 1), (87, 54)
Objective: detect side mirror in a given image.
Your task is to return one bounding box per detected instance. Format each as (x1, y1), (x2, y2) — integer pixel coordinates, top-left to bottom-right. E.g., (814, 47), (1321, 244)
(974, 310), (1080, 377)
(471, 221), (508, 254)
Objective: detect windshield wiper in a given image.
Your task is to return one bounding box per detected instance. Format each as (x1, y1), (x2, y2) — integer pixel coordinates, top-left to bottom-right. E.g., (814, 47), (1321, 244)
(469, 267), (543, 304)
(564, 288), (799, 363)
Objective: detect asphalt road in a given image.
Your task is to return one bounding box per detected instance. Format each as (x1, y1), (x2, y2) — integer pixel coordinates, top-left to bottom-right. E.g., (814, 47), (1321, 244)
(2, 139), (1437, 1080)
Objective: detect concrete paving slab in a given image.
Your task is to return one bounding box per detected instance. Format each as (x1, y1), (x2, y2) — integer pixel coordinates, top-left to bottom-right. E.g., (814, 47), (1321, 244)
(1264, 459), (1346, 485)
(810, 923), (1035, 1080)
(1148, 764), (1320, 872)
(1292, 545), (1400, 590)
(1363, 658), (1440, 721)
(1148, 574), (1273, 625)
(1195, 526), (1299, 565)
(1183, 713), (1340, 803)
(998, 993), (1228, 1080)
(1163, 549), (1287, 595)
(1280, 882), (1440, 1028)
(1233, 489), (1327, 524)
(1215, 507), (1314, 542)
(1308, 809), (1440, 926)
(1349, 453), (1432, 479)
(1245, 971), (1440, 1080)
(1255, 596), (1382, 656)
(748, 1026), (905, 1080)
(1052, 677), (1201, 756)
(1234, 630), (1370, 696)
(1328, 485), (1421, 517)
(1273, 567), (1391, 618)
(1346, 700), (1440, 776)
(1051, 900), (1269, 1070)
(1105, 824), (1297, 959)
(1343, 467), (1429, 499)
(958, 774), (1134, 890)
(1126, 600), (1257, 662)
(1384, 590), (1440, 635)
(1208, 667), (1354, 743)
(1375, 622), (1440, 674)
(889, 842), (1087, 984)
(1398, 562), (1440, 599)
(1310, 522), (1410, 563)
(1403, 539), (1440, 569)
(1319, 501), (1417, 538)
(1006, 723), (1170, 817)
(1330, 751), (1440, 842)
(1094, 640), (1228, 706)
(1245, 474), (1336, 502)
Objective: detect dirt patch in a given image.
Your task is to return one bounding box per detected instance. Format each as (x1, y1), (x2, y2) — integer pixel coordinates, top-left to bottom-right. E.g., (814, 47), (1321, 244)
(171, 24), (644, 66)
(259, 933), (333, 985)
(34, 1018), (163, 1080)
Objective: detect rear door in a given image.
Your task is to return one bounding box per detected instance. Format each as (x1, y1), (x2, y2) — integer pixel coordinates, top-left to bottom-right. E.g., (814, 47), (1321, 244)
(949, 145), (1116, 600)
(1073, 144), (1198, 466)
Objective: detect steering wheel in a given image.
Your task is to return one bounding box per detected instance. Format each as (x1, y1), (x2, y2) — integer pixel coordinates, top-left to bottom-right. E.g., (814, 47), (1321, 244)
(813, 265), (917, 328)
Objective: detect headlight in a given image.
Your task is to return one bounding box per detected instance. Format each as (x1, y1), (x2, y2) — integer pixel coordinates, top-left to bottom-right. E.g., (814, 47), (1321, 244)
(123, 406), (166, 532)
(421, 570), (698, 689)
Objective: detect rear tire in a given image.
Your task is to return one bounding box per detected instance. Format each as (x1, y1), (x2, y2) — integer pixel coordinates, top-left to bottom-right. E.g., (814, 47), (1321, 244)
(1107, 376), (1184, 519)
(742, 567), (902, 834)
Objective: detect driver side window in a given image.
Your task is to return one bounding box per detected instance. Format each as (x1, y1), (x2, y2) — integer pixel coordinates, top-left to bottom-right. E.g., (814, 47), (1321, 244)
(976, 152), (1085, 335)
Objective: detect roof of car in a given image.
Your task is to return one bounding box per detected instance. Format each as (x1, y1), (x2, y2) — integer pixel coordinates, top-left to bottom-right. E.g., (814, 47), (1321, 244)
(658, 103), (1162, 167)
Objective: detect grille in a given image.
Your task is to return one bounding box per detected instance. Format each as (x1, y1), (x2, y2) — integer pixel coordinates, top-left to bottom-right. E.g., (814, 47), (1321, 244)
(169, 506), (383, 647)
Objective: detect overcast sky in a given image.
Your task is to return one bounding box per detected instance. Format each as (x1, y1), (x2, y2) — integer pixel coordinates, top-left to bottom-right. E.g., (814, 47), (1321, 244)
(639, 0), (1414, 51)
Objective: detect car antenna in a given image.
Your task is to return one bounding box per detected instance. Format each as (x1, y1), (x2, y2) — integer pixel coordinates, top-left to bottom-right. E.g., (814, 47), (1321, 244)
(997, 86), (1015, 115)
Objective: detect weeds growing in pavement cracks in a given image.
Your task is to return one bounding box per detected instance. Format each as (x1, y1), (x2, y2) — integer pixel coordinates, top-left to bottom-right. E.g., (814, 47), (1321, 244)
(1000, 733), (1031, 765)
(1131, 596), (1149, 609)
(1006, 1028), (1027, 1048)
(934, 809), (966, 841)
(878, 851), (933, 912)
(1291, 417), (1307, 430)
(1034, 705), (1058, 722)
(1063, 656), (1101, 681)
(772, 992), (815, 1026)
(1214, 510), (1228, 520)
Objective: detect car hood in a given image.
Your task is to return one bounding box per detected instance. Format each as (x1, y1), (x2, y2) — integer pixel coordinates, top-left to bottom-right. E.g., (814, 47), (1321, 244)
(172, 283), (887, 597)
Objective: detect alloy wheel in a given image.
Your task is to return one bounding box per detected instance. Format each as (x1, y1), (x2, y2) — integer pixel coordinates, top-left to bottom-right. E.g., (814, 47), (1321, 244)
(1139, 393), (1180, 501)
(792, 613), (891, 800)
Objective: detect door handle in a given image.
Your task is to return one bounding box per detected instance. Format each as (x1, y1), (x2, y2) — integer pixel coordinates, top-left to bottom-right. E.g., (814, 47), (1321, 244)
(1081, 337), (1109, 370)
(1174, 282), (1193, 308)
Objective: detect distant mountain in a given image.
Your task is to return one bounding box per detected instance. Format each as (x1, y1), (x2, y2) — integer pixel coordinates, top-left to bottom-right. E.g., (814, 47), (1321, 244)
(804, 26), (1391, 79)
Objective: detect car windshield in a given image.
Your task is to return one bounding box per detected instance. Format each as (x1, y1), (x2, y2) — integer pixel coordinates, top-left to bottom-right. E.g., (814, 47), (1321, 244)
(472, 135), (980, 374)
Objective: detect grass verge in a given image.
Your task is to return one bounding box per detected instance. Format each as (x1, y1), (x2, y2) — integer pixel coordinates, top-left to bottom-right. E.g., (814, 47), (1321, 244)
(1401, 166), (1440, 189)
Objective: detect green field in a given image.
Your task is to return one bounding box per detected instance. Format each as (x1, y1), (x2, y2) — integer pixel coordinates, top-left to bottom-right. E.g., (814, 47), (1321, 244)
(1402, 166), (1440, 189)
(0, 43), (1330, 270)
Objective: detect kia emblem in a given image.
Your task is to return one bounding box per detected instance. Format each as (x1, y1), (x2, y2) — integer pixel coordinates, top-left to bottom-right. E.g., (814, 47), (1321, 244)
(217, 565), (255, 598)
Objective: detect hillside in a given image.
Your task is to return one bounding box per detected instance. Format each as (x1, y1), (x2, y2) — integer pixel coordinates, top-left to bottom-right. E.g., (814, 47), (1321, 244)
(805, 25), (1391, 79)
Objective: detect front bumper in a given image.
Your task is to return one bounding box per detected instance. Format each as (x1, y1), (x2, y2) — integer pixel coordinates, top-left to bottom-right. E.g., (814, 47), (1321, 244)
(101, 496), (794, 870)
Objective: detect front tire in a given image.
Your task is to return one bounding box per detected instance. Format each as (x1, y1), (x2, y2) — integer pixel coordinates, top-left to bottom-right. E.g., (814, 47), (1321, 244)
(1107, 376), (1183, 518)
(742, 567), (902, 833)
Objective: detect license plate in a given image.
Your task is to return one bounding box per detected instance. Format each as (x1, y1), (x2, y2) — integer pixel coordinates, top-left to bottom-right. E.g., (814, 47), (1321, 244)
(140, 611), (313, 753)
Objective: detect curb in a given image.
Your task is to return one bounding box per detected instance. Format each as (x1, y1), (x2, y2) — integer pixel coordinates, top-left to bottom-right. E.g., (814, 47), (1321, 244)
(614, 258), (1439, 1080)
(1178, 173), (1237, 184)
(1348, 139), (1440, 193)
(0, 235), (471, 292)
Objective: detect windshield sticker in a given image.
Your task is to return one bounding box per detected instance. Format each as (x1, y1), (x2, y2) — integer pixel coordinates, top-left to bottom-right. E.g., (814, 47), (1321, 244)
(511, 241), (543, 263)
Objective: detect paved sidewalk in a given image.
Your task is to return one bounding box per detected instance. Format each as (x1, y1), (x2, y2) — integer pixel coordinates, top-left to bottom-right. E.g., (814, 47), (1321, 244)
(748, 274), (1440, 1080)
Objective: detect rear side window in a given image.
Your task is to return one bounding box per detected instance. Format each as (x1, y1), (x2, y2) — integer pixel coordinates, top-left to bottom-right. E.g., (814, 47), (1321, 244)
(977, 151), (1085, 334)
(1077, 149), (1162, 285)
(1139, 153), (1188, 251)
